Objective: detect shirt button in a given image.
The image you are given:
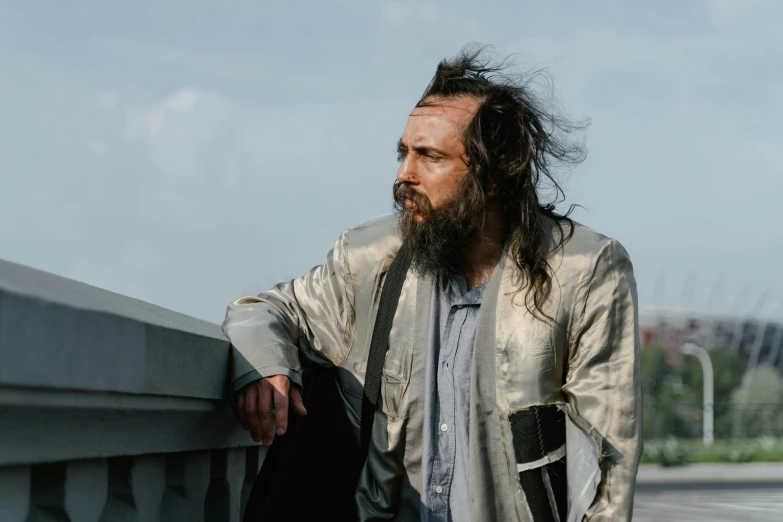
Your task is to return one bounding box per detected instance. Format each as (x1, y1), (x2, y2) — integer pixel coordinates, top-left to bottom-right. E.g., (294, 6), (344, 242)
(440, 423), (449, 432)
(435, 485), (444, 494)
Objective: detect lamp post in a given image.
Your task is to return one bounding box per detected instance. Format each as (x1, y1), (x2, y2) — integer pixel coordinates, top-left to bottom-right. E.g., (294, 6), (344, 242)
(680, 343), (714, 446)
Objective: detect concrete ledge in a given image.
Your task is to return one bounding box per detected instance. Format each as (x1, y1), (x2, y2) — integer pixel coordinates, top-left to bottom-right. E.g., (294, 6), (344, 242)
(0, 258), (229, 399)
(637, 463), (783, 487)
(0, 258), (265, 466)
(0, 386), (264, 466)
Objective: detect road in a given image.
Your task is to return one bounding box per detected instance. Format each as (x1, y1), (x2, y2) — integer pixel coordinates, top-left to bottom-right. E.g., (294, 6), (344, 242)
(633, 483), (783, 521)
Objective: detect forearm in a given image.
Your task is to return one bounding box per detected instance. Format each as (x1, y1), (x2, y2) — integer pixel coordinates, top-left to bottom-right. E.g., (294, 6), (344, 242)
(223, 295), (305, 393)
(222, 231), (355, 396)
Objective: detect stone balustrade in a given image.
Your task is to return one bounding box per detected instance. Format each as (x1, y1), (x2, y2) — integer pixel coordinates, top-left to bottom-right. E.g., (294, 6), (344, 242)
(0, 259), (265, 521)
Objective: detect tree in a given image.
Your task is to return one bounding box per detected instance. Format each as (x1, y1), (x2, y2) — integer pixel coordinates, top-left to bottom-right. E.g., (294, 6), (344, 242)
(677, 347), (744, 405)
(730, 364), (783, 438)
(642, 344), (747, 440)
(676, 347), (745, 438)
(641, 344), (678, 439)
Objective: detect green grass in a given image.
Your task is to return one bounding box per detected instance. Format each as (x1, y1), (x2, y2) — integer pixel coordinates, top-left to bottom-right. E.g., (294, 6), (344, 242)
(642, 438), (783, 466)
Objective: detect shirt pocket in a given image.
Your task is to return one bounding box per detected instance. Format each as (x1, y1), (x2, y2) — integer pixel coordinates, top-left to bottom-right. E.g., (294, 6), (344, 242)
(380, 369), (403, 421)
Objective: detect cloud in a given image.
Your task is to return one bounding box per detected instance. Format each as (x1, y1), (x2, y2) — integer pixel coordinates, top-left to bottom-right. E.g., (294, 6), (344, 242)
(2, 0), (783, 323)
(376, 0), (486, 57)
(707, 0), (757, 26)
(380, 0), (482, 36)
(382, 0), (440, 26)
(0, 50), (409, 321)
(87, 140), (106, 155)
(94, 36), (269, 81)
(95, 92), (120, 111)
(166, 88), (202, 112)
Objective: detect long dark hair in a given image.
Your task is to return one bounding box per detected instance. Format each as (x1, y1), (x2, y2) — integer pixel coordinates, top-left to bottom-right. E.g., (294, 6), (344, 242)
(415, 45), (588, 321)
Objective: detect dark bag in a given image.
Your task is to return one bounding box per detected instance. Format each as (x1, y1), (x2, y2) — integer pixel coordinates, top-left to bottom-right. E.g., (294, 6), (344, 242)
(243, 246), (412, 521)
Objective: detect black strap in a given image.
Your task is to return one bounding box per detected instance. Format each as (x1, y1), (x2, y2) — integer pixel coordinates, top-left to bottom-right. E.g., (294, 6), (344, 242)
(359, 245), (412, 462)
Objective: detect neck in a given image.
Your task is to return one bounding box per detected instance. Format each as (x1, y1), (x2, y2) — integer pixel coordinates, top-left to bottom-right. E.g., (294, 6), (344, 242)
(458, 208), (505, 290)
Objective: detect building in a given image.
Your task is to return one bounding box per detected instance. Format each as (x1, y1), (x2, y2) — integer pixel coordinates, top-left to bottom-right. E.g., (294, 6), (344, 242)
(639, 306), (783, 373)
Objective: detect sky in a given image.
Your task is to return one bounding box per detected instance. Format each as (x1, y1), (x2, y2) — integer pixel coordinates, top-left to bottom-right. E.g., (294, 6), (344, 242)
(0, 0), (781, 324)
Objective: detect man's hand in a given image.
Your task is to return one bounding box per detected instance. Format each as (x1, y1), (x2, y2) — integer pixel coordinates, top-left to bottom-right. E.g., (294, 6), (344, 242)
(234, 375), (307, 446)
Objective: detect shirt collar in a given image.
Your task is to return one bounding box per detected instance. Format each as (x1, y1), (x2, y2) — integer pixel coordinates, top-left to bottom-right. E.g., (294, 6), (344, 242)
(440, 272), (486, 307)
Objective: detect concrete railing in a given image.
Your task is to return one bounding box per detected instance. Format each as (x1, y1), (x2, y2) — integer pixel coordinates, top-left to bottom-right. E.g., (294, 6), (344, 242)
(0, 259), (265, 521)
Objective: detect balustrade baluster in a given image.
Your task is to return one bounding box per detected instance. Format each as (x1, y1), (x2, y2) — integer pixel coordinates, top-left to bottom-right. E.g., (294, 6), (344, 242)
(99, 458), (137, 521)
(64, 459), (107, 522)
(160, 452), (211, 522)
(225, 449), (245, 522)
(26, 462), (68, 522)
(131, 455), (166, 522)
(205, 450), (229, 522)
(0, 466), (31, 522)
(239, 447), (259, 517)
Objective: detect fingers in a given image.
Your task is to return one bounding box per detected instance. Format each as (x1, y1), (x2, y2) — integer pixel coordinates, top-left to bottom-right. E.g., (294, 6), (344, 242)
(236, 376), (305, 446)
(290, 386), (308, 417)
(270, 376), (290, 437)
(259, 379), (275, 446)
(244, 382), (262, 443)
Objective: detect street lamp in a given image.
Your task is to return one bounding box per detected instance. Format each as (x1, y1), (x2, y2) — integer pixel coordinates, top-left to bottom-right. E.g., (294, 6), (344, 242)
(680, 343), (714, 446)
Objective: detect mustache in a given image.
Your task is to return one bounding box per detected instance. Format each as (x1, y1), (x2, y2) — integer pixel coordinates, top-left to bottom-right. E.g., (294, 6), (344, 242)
(393, 182), (431, 210)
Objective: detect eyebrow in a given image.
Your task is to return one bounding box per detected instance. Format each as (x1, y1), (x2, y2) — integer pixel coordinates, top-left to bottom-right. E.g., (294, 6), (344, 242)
(397, 138), (446, 157)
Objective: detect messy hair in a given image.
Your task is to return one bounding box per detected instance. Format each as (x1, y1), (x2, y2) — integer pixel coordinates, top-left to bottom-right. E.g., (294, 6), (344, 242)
(414, 45), (588, 321)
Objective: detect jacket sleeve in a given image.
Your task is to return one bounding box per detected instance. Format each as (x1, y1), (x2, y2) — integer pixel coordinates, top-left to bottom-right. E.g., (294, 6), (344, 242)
(562, 239), (643, 521)
(221, 230), (356, 395)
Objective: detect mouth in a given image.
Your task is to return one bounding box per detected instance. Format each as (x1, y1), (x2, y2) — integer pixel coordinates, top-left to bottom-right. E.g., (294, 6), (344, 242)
(404, 198), (417, 209)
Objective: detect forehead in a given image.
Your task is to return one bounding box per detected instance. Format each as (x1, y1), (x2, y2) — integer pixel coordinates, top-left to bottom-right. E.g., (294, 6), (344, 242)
(402, 96), (480, 145)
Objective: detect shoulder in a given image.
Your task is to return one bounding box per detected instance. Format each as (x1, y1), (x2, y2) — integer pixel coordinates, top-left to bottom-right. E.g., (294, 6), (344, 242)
(547, 218), (634, 291)
(343, 214), (401, 259)
(334, 213), (401, 282)
(345, 214), (400, 250)
(563, 221), (631, 262)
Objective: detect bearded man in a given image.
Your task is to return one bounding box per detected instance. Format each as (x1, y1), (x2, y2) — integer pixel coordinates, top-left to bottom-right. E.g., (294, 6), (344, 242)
(222, 49), (642, 521)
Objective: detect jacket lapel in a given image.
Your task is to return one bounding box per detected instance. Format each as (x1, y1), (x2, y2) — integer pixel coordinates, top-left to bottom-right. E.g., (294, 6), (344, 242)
(399, 273), (434, 508)
(468, 254), (524, 522)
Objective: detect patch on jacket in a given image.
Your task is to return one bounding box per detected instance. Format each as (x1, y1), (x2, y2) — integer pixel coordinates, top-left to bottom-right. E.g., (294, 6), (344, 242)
(509, 404), (566, 465)
(509, 405), (568, 522)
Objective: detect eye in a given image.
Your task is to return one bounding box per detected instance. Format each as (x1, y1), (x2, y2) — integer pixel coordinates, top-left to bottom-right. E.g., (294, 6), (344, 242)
(397, 150), (407, 162)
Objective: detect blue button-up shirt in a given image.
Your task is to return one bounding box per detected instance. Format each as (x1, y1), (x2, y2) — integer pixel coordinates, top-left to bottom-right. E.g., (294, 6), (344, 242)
(421, 273), (486, 522)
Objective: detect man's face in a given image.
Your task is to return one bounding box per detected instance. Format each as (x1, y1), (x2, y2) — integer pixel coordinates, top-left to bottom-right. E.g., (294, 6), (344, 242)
(394, 95), (486, 276)
(395, 96), (480, 222)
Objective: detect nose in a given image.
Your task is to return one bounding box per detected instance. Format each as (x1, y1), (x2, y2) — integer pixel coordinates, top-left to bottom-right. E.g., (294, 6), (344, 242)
(396, 155), (418, 186)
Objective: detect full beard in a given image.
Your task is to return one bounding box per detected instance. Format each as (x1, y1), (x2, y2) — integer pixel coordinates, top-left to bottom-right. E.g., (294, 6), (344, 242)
(393, 178), (486, 279)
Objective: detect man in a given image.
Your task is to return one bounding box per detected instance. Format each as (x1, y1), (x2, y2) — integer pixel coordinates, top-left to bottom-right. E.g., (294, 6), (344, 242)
(223, 48), (642, 521)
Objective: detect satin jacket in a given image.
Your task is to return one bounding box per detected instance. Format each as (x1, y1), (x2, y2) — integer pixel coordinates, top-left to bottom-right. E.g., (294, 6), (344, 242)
(222, 213), (642, 521)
